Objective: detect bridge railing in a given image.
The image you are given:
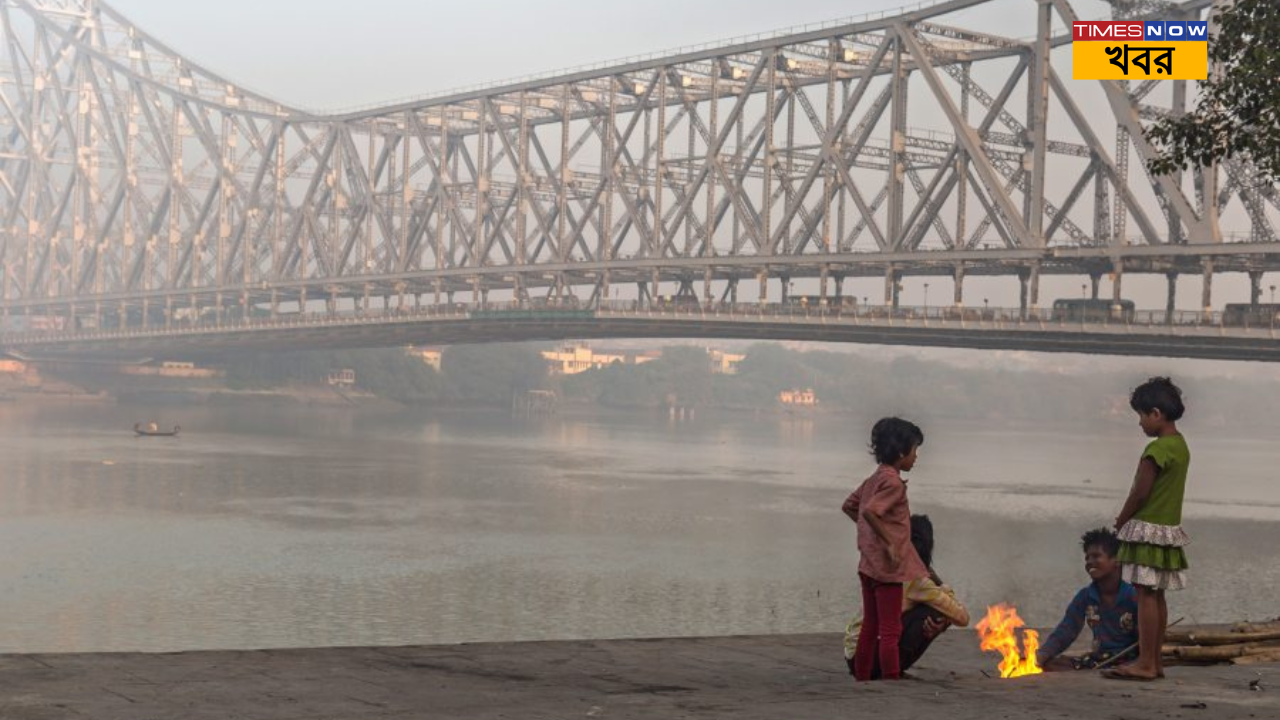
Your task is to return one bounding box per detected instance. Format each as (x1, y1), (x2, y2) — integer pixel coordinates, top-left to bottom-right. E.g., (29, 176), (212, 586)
(2, 300), (1277, 346)
(594, 300), (1248, 330)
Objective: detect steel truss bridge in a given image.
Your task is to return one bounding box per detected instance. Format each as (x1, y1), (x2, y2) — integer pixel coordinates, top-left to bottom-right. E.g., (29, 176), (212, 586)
(1, 0), (1278, 361)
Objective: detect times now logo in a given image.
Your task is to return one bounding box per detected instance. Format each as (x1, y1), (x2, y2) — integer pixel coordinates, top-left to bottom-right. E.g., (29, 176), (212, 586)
(1072, 21), (1209, 42)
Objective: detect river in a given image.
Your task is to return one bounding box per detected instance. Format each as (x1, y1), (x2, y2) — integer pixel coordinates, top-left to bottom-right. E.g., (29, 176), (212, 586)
(1, 399), (1277, 653)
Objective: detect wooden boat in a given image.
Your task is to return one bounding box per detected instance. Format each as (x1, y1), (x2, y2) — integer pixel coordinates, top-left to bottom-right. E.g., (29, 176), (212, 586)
(134, 423), (180, 437)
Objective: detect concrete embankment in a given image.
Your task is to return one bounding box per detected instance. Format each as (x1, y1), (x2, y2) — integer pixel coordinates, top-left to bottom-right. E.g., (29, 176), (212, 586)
(2, 633), (1276, 719)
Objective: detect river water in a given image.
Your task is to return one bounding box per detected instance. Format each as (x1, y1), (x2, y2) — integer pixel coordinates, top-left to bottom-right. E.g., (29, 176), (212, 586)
(1, 400), (1277, 653)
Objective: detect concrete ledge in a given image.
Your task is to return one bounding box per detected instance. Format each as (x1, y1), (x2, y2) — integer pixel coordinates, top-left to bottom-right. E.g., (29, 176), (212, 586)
(3, 633), (1277, 719)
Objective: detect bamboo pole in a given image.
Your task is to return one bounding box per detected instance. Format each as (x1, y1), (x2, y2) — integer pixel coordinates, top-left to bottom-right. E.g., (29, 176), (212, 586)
(1232, 649), (1280, 666)
(1232, 621), (1280, 635)
(1168, 630), (1280, 647)
(1168, 640), (1280, 661)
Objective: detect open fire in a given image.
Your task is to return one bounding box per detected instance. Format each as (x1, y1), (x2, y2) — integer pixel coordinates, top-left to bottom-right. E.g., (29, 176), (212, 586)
(975, 604), (1043, 678)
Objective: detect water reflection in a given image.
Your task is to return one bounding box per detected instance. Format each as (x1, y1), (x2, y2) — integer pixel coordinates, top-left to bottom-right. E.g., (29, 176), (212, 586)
(0, 401), (1277, 653)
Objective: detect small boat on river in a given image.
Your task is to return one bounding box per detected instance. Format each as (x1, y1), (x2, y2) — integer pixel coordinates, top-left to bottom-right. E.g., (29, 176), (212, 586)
(134, 422), (180, 437)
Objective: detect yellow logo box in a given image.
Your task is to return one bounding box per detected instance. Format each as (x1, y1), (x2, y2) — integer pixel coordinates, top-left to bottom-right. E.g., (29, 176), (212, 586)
(1073, 41), (1207, 80)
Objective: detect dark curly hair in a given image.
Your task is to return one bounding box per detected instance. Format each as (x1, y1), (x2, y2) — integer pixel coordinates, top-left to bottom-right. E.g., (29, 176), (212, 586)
(870, 417), (924, 465)
(1129, 376), (1186, 421)
(910, 514), (935, 569)
(1081, 527), (1120, 558)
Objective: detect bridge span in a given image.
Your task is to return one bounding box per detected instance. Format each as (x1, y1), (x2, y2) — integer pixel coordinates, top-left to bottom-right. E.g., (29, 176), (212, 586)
(1, 0), (1277, 360)
(4, 301), (1278, 363)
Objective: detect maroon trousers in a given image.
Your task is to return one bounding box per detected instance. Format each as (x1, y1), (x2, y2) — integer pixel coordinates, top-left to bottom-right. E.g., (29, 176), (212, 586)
(854, 573), (904, 681)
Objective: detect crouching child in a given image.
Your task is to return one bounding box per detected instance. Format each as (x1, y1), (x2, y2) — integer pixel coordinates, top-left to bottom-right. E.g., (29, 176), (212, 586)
(1037, 528), (1139, 671)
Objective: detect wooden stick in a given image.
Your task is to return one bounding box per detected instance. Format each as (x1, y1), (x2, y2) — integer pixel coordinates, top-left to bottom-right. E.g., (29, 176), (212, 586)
(1171, 630), (1280, 646)
(1231, 649), (1280, 666)
(1232, 621), (1280, 635)
(1096, 617), (1184, 670)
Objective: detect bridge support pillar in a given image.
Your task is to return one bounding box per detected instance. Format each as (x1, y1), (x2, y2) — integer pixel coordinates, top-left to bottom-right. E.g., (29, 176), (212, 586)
(884, 266), (898, 309)
(601, 272), (611, 306)
(834, 274), (844, 303)
(138, 299), (147, 329)
(730, 278), (739, 305)
(1202, 260), (1214, 318)
(1111, 266), (1123, 314)
(637, 282), (649, 309)
(434, 280), (442, 306)
(704, 270), (713, 307)
(651, 270), (661, 307)
(953, 264), (965, 307)
(1019, 266), (1040, 319)
(1030, 265), (1040, 315)
(299, 287), (308, 314)
(214, 294), (223, 324)
(270, 290), (279, 318)
(780, 276), (790, 303)
(758, 270), (768, 305)
(1090, 273), (1102, 300)
(1166, 272), (1178, 323)
(1249, 270), (1264, 305)
(819, 266), (830, 301)
(165, 297), (173, 328)
(329, 291), (338, 317)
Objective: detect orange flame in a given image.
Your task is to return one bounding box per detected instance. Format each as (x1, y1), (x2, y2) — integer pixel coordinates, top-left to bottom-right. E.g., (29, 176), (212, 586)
(975, 604), (1043, 678)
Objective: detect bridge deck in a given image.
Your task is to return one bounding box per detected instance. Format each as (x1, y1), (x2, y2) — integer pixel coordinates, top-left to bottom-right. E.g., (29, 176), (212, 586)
(5, 303), (1279, 362)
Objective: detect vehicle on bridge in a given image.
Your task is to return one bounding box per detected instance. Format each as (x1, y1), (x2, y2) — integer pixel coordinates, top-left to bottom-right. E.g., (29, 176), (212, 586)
(781, 296), (857, 315)
(654, 295), (705, 311)
(1223, 303), (1280, 328)
(0, 315), (67, 333)
(1051, 298), (1136, 323)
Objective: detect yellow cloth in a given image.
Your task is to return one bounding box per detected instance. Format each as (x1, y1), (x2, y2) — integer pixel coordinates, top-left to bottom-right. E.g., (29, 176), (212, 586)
(843, 576), (969, 660)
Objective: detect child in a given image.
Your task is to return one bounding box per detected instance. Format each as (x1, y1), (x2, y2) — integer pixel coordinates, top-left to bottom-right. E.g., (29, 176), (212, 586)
(1037, 528), (1138, 671)
(841, 417), (929, 681)
(1104, 377), (1190, 682)
(843, 515), (970, 678)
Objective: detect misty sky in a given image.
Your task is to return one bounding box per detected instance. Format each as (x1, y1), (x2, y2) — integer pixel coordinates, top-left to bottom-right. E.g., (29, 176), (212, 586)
(101, 0), (1276, 318)
(109, 0), (1045, 111)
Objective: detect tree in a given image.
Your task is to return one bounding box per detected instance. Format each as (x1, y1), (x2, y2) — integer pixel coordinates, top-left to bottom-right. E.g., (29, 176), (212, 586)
(1145, 0), (1280, 184)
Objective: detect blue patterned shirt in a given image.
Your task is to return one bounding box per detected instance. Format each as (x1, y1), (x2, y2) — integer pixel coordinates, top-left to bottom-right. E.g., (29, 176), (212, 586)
(1037, 581), (1139, 663)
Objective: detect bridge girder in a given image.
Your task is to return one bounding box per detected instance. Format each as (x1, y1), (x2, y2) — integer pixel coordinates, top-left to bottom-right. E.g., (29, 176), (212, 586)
(1, 0), (1276, 328)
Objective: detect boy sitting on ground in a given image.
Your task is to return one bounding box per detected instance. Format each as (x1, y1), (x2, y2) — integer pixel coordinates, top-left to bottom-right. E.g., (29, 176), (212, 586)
(843, 515), (970, 677)
(1037, 528), (1139, 671)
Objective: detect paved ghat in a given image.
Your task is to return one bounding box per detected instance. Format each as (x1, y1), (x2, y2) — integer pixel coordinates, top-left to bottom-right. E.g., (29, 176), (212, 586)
(2, 633), (1277, 719)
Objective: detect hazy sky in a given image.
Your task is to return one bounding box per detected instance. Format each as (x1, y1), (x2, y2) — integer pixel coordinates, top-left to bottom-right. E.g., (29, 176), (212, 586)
(107, 0), (1052, 110)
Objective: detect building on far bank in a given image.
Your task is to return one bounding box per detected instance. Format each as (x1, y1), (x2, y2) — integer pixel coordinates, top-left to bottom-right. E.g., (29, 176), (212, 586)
(119, 361), (223, 380)
(542, 344), (741, 376)
(0, 358), (40, 387)
(408, 347), (443, 372)
(779, 388), (818, 407)
(327, 369), (357, 387)
(542, 344), (631, 375)
(709, 349), (745, 375)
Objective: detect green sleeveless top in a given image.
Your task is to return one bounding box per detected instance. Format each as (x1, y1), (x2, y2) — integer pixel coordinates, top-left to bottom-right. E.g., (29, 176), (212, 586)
(1135, 434), (1190, 527)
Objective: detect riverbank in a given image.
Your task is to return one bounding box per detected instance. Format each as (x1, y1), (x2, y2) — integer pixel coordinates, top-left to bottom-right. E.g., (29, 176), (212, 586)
(1, 633), (1274, 719)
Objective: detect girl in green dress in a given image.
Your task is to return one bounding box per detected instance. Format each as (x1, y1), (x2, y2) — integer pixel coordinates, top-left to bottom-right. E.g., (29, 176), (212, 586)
(1105, 377), (1189, 682)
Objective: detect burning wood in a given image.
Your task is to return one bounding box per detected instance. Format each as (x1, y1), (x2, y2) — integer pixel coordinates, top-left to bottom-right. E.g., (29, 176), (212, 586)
(975, 604), (1043, 678)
